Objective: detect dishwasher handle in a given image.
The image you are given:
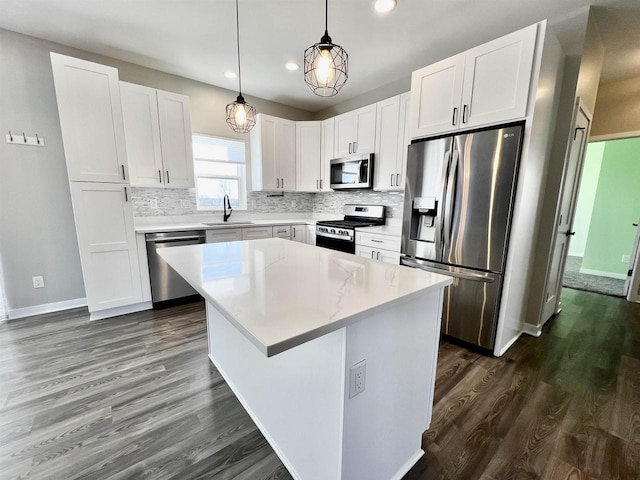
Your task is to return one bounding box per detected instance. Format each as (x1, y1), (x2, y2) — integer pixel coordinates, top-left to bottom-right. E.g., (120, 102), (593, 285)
(146, 235), (205, 244)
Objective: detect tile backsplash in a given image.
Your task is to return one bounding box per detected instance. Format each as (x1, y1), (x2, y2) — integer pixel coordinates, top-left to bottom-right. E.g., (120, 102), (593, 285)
(132, 187), (405, 219)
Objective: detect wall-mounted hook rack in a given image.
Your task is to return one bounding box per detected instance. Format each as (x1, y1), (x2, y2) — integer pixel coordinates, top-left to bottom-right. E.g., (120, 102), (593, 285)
(5, 131), (45, 147)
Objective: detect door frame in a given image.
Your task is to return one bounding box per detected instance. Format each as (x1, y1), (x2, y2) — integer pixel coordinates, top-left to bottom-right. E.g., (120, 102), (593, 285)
(541, 98), (593, 322)
(627, 219), (640, 303)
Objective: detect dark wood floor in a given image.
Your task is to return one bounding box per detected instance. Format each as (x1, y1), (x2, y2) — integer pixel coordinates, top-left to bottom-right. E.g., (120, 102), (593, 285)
(1, 288), (638, 479)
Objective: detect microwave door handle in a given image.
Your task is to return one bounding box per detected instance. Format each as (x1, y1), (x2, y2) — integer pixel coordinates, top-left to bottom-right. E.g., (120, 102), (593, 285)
(359, 160), (366, 184)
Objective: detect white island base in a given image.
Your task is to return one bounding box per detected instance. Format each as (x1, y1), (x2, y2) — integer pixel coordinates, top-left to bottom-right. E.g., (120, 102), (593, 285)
(205, 288), (443, 480)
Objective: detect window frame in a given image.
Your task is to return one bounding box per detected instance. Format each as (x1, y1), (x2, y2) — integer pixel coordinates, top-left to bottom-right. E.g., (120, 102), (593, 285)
(192, 133), (248, 211)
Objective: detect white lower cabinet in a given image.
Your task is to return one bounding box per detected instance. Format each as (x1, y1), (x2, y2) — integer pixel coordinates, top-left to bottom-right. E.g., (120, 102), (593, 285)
(355, 231), (401, 265)
(70, 182), (143, 312)
(206, 228), (243, 243)
(306, 226), (316, 246)
(242, 226), (274, 241)
(291, 225), (306, 243)
(273, 225), (292, 239)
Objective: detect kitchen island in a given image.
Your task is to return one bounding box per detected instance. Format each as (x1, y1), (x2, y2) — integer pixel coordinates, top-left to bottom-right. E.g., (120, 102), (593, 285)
(159, 238), (452, 480)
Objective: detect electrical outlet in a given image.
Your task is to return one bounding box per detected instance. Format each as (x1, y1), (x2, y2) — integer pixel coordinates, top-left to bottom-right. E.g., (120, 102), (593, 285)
(32, 276), (44, 289)
(149, 199), (158, 209)
(291, 200), (297, 208)
(622, 254), (631, 263)
(349, 360), (366, 398)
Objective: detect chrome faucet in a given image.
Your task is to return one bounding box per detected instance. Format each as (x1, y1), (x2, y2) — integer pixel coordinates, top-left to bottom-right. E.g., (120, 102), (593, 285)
(223, 194), (233, 222)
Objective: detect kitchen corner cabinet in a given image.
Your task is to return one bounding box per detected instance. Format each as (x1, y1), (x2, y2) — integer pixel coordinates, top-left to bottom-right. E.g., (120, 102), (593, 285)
(295, 121), (322, 191)
(410, 23), (537, 139)
(70, 182), (143, 311)
(373, 92), (410, 191)
(50, 53), (129, 183)
(251, 114), (296, 191)
(334, 104), (376, 157)
(121, 82), (194, 188)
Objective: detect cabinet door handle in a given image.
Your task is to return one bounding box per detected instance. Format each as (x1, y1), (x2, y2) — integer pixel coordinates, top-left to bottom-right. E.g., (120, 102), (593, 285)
(317, 179), (319, 190)
(452, 107), (458, 126)
(353, 141), (357, 153)
(349, 142), (352, 154)
(293, 228), (296, 238)
(377, 251), (381, 261)
(166, 170), (170, 183)
(371, 251), (375, 259)
(320, 179), (323, 189)
(124, 186), (128, 202)
(158, 170), (162, 183)
(462, 105), (468, 124)
(396, 173), (400, 186)
(121, 165), (126, 181)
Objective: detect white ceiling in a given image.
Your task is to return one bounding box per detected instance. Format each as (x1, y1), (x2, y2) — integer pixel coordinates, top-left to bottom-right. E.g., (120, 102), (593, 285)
(0, 0), (638, 112)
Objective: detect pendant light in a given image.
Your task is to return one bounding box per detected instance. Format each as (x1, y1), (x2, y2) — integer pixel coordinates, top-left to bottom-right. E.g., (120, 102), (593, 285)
(303, 0), (348, 97)
(226, 0), (256, 133)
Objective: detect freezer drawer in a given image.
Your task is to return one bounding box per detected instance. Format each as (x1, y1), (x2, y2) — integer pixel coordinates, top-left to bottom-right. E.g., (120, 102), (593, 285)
(401, 257), (502, 350)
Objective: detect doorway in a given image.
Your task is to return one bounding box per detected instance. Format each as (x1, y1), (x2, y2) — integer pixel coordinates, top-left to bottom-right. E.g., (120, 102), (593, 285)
(562, 137), (640, 297)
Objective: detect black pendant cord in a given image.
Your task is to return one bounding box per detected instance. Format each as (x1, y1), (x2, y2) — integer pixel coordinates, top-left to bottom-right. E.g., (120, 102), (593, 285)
(325, 0), (328, 34)
(235, 0), (242, 97)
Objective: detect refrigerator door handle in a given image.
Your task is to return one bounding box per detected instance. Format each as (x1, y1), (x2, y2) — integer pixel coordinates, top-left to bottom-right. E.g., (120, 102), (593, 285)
(400, 257), (496, 283)
(439, 148), (453, 258)
(443, 148), (459, 257)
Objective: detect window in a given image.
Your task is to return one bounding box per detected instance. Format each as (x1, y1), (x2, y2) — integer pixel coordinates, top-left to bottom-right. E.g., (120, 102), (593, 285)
(192, 134), (247, 210)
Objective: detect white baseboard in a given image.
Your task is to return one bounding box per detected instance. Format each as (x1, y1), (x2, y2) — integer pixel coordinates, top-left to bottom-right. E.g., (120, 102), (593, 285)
(494, 331), (522, 357)
(579, 268), (627, 280)
(7, 297), (87, 320)
(89, 301), (152, 321)
(523, 323), (542, 337)
(391, 450), (424, 480)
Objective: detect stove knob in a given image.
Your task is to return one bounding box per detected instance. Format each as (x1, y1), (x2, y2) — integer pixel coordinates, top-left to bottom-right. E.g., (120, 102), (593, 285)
(330, 228), (336, 234)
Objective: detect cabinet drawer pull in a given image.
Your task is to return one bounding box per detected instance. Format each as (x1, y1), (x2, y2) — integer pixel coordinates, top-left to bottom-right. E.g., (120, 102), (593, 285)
(121, 165), (126, 181)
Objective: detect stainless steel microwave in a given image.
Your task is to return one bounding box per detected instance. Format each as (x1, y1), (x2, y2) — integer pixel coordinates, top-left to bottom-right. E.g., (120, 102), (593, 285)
(329, 154), (374, 190)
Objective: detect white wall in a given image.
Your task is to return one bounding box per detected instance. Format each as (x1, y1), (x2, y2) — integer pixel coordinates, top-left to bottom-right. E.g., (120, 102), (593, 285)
(568, 141), (604, 257)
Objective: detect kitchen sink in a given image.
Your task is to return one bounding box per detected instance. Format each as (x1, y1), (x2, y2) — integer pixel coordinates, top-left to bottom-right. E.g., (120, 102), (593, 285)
(202, 221), (254, 227)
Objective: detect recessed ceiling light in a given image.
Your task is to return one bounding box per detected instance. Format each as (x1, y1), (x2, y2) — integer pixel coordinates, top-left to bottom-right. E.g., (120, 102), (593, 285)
(285, 62), (300, 71)
(224, 71), (237, 79)
(373, 0), (396, 14)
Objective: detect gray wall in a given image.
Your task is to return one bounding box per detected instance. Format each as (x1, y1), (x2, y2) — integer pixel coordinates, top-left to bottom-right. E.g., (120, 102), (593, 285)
(0, 28), (315, 313)
(591, 75), (640, 138)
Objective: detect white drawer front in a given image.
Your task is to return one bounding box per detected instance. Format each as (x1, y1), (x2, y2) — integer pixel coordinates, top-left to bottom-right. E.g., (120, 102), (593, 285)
(355, 232), (401, 252)
(242, 226), (274, 240)
(273, 225), (292, 239)
(206, 228), (243, 243)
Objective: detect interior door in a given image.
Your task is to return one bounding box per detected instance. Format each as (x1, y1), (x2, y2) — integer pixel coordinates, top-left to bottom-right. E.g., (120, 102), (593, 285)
(626, 220), (640, 302)
(542, 101), (591, 320)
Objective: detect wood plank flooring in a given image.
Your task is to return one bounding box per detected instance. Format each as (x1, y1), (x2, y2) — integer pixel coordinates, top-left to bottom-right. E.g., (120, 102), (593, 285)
(1, 288), (638, 479)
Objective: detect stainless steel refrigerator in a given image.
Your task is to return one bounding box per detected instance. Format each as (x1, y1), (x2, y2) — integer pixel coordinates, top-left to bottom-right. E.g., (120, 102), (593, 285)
(400, 123), (524, 351)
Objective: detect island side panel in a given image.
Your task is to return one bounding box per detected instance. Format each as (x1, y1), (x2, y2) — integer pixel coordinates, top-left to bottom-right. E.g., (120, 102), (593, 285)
(206, 302), (346, 480)
(341, 288), (444, 480)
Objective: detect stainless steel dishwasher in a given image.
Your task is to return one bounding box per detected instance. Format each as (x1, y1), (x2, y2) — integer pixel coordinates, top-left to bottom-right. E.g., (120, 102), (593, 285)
(146, 230), (205, 305)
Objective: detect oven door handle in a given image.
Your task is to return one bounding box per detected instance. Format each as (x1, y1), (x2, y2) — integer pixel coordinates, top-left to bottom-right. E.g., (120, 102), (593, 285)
(316, 230), (354, 241)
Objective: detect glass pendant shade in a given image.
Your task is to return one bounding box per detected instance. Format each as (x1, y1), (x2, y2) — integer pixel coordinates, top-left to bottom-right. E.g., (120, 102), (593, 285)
(226, 95), (256, 133)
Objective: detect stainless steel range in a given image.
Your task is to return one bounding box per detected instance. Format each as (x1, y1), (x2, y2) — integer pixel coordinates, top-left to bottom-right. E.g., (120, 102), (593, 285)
(316, 204), (385, 254)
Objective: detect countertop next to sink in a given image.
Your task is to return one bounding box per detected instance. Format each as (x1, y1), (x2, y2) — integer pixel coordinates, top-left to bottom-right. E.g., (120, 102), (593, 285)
(134, 215), (323, 234)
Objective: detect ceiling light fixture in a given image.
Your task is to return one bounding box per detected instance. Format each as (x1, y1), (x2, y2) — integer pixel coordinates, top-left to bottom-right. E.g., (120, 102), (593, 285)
(303, 0), (348, 97)
(224, 71), (237, 79)
(225, 0), (256, 133)
(285, 62), (300, 71)
(373, 0), (397, 14)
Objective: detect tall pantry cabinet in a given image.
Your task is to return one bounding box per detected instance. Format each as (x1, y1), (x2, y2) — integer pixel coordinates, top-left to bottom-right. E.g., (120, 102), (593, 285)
(51, 53), (147, 319)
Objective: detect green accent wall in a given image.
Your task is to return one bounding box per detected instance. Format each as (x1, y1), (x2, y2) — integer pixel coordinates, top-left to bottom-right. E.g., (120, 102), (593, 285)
(582, 137), (640, 276)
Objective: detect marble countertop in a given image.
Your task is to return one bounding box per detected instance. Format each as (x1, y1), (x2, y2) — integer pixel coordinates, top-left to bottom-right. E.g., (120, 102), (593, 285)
(158, 238), (452, 357)
(135, 217), (318, 234)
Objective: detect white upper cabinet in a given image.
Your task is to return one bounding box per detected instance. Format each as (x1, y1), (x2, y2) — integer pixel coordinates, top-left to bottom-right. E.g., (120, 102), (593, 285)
(333, 104), (376, 157)
(410, 24), (537, 139)
(50, 53), (129, 183)
(121, 83), (194, 188)
(373, 92), (410, 191)
(70, 182), (142, 312)
(251, 114), (296, 191)
(295, 121), (322, 191)
(120, 82), (163, 186)
(410, 54), (465, 138)
(320, 118), (335, 191)
(461, 24), (537, 128)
